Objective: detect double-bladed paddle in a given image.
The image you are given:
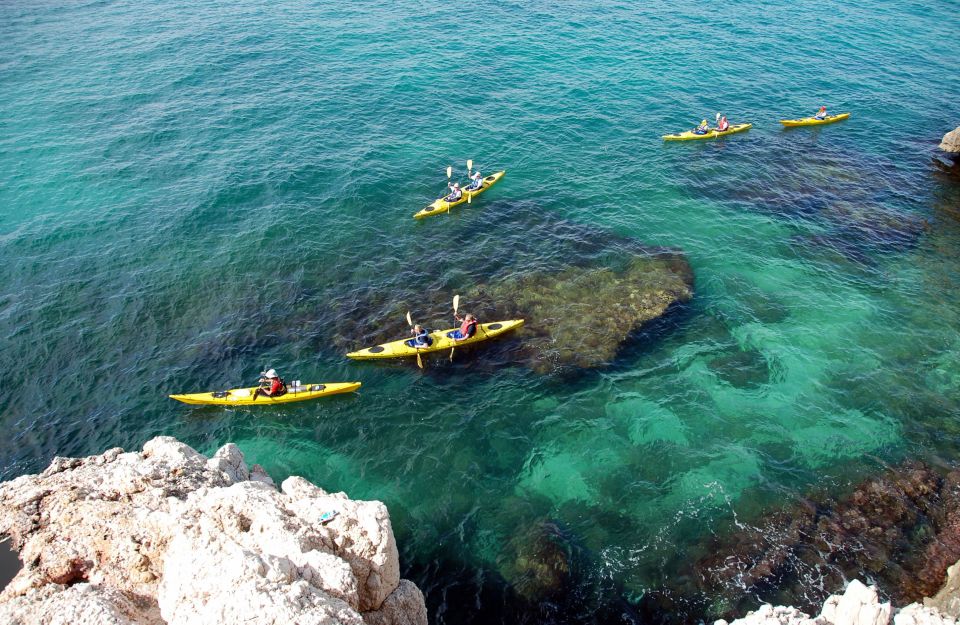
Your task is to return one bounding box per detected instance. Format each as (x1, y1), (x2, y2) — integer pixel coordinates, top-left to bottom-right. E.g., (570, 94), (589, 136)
(406, 311), (423, 369)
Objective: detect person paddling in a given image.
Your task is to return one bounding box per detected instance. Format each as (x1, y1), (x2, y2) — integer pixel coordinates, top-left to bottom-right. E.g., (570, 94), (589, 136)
(407, 324), (433, 348)
(716, 113), (730, 132)
(444, 182), (462, 202)
(693, 119), (710, 135)
(449, 313), (478, 342)
(814, 105), (828, 120)
(465, 170), (483, 191)
(252, 369), (286, 400)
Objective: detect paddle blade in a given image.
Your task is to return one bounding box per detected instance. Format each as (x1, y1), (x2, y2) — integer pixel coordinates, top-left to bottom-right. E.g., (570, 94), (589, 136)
(406, 311), (413, 327)
(446, 166), (452, 179)
(453, 294), (460, 313)
(467, 159), (473, 171)
(467, 192), (471, 204)
(416, 351), (423, 369)
(449, 347), (455, 361)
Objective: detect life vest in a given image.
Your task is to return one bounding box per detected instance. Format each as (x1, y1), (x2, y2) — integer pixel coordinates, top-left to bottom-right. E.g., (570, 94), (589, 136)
(459, 318), (477, 338)
(718, 117), (729, 131)
(270, 376), (286, 395)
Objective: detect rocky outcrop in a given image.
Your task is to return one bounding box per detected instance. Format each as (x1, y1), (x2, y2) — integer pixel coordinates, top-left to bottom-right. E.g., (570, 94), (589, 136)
(940, 128), (960, 153)
(716, 580), (949, 625)
(686, 462), (960, 618)
(925, 561), (960, 619)
(0, 437), (427, 625)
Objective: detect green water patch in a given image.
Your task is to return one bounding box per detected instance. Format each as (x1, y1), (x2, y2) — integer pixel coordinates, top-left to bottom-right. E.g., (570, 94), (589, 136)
(605, 394), (690, 447)
(790, 409), (902, 469)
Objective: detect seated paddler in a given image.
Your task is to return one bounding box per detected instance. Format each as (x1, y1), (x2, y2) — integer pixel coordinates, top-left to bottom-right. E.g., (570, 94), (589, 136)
(693, 119), (710, 135)
(448, 313), (478, 342)
(444, 182), (462, 202)
(406, 324), (433, 348)
(252, 369), (286, 400)
(465, 170), (483, 191)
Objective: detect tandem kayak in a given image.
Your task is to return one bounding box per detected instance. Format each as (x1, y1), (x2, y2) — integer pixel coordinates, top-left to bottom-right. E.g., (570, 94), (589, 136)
(169, 382), (361, 406)
(346, 319), (524, 360)
(663, 123), (752, 141)
(414, 171), (506, 219)
(779, 112), (851, 127)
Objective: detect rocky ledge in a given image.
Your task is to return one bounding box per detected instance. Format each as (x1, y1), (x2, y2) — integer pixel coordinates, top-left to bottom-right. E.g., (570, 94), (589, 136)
(0, 437), (427, 625)
(941, 127), (960, 154)
(718, 576), (960, 625)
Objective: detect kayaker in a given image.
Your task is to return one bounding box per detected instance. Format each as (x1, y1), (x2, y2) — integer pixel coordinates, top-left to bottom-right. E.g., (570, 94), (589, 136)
(693, 119), (710, 135)
(252, 369), (286, 400)
(716, 113), (730, 132)
(465, 170), (483, 191)
(814, 105), (828, 120)
(445, 182), (462, 202)
(406, 324), (433, 348)
(449, 313), (478, 342)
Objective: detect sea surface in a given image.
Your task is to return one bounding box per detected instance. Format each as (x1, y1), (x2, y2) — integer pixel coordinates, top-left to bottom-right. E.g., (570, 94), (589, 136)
(2, 0), (960, 622)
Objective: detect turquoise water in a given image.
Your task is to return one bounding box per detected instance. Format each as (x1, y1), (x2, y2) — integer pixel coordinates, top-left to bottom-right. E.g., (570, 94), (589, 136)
(2, 0), (960, 621)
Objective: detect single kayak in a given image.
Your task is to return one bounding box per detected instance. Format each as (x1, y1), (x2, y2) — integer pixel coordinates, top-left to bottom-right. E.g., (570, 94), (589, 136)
(663, 123), (753, 141)
(779, 112), (851, 127)
(347, 319), (524, 360)
(414, 170), (506, 219)
(169, 382), (361, 406)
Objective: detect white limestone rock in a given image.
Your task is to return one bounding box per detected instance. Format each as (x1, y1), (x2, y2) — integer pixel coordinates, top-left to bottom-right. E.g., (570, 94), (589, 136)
(940, 127), (960, 153)
(818, 580), (892, 625)
(895, 603), (957, 625)
(0, 583), (164, 625)
(0, 437), (426, 625)
(362, 580), (428, 625)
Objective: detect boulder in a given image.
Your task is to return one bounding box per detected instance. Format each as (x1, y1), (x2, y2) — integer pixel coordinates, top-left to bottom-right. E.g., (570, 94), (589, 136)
(940, 128), (960, 153)
(0, 437), (426, 625)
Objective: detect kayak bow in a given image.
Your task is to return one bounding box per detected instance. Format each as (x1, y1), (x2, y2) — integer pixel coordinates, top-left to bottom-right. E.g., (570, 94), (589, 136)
(663, 123), (753, 141)
(347, 319), (524, 360)
(414, 171), (505, 219)
(779, 113), (851, 127)
(169, 382), (361, 406)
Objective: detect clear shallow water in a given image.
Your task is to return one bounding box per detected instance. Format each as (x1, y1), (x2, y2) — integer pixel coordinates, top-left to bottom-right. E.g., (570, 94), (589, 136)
(2, 0), (960, 622)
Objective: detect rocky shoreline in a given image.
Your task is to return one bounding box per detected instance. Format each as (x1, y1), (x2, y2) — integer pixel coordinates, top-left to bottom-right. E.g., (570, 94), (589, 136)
(0, 437), (427, 625)
(718, 575), (960, 625)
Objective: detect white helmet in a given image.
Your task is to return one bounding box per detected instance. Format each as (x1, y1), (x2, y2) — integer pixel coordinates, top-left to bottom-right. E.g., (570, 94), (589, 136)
(265, 369), (278, 378)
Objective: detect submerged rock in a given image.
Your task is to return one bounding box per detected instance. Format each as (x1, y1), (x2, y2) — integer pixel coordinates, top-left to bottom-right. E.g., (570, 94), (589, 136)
(0, 437), (427, 625)
(681, 462), (960, 621)
(499, 519), (573, 602)
(941, 127), (960, 153)
(469, 252), (693, 373)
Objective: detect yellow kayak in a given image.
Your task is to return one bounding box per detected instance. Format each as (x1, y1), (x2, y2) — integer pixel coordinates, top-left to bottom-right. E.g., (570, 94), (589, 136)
(169, 382), (361, 406)
(413, 171), (506, 219)
(347, 319), (524, 359)
(779, 112), (851, 127)
(663, 123), (752, 141)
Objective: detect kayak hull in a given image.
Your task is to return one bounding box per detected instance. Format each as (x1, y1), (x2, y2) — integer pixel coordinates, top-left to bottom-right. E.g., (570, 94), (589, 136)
(169, 382), (361, 406)
(347, 319), (524, 359)
(663, 123), (752, 141)
(779, 112), (851, 127)
(414, 171), (506, 219)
